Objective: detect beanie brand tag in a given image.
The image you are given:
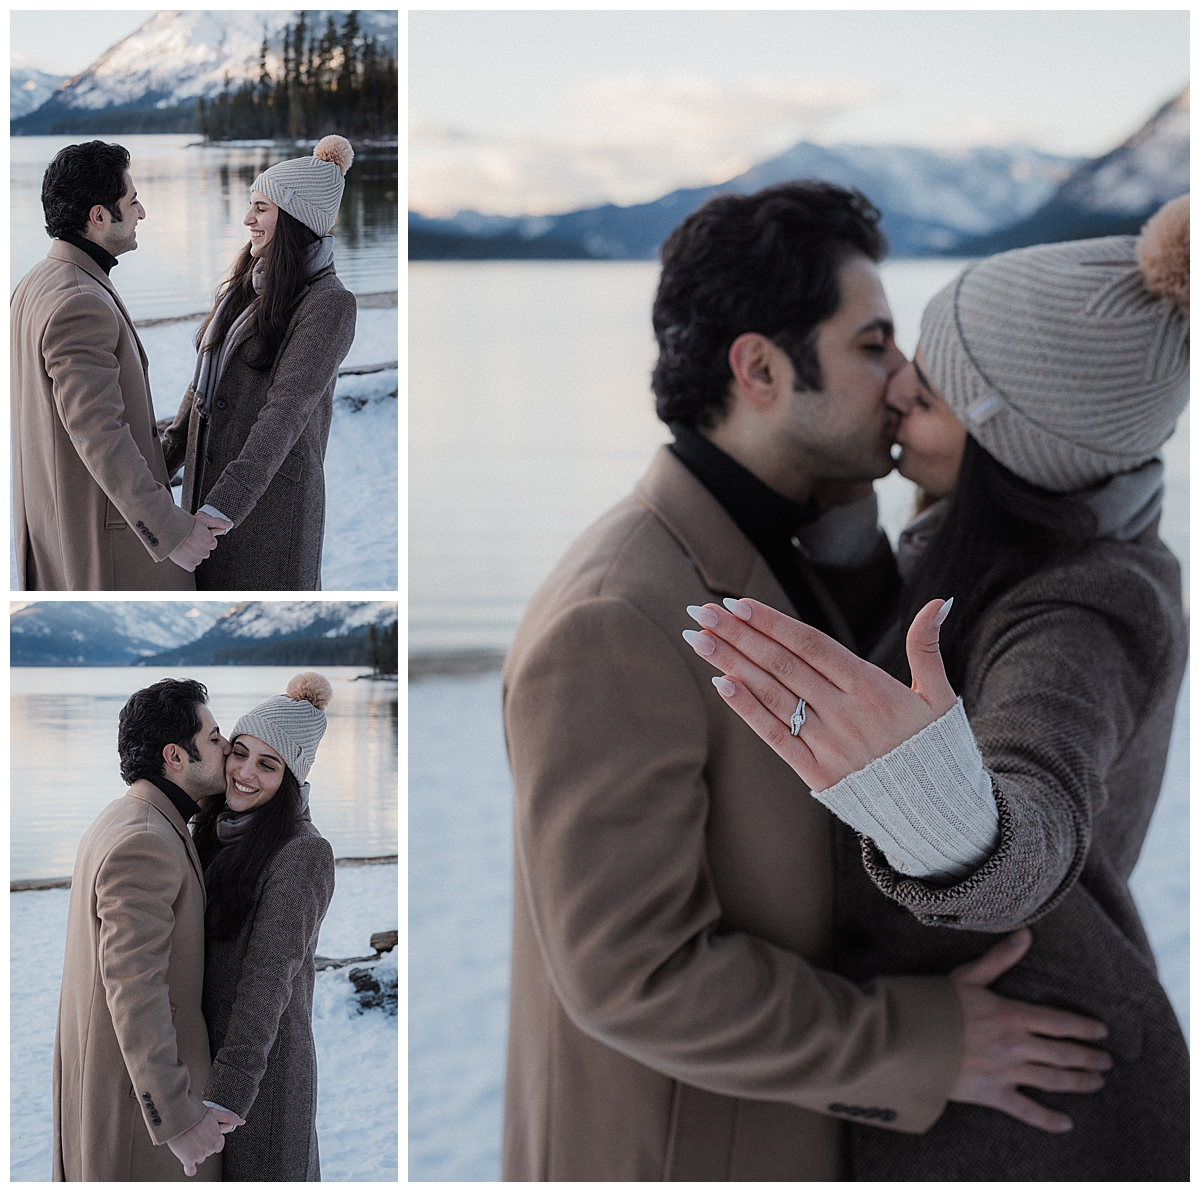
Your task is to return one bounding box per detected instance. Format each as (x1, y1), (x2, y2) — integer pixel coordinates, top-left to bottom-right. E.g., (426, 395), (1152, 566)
(967, 392), (1004, 425)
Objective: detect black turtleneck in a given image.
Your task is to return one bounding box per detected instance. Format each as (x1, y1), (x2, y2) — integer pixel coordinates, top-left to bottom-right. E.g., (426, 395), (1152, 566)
(59, 232), (119, 276)
(669, 422), (842, 636)
(146, 774), (201, 823)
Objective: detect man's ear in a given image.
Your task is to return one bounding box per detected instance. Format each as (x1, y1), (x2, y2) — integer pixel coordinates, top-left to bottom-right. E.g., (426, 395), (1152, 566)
(87, 204), (107, 230)
(162, 742), (186, 775)
(727, 333), (781, 410)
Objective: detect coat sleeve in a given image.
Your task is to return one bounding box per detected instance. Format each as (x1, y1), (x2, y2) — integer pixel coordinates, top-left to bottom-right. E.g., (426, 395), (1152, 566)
(506, 595), (962, 1134)
(94, 829), (209, 1145)
(860, 568), (1179, 931)
(202, 288), (357, 526)
(42, 287), (194, 561)
(161, 385), (196, 477)
(202, 834), (336, 1117)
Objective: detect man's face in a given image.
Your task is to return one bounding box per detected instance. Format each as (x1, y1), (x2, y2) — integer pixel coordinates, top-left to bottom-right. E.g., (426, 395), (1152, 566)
(94, 171), (145, 256)
(178, 704), (231, 798)
(774, 253), (906, 482)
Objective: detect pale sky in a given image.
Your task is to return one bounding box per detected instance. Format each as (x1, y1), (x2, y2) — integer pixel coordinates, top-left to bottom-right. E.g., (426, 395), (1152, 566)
(11, 10), (156, 76)
(410, 9), (1189, 218)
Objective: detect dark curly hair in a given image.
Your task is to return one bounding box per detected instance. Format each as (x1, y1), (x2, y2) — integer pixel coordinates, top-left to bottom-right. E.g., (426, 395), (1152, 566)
(41, 140), (131, 240)
(116, 678), (209, 785)
(193, 759), (305, 939)
(651, 181), (887, 430)
(196, 205), (322, 371)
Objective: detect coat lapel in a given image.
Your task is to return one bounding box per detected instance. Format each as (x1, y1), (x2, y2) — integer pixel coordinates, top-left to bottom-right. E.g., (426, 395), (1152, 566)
(47, 240), (151, 376)
(126, 780), (207, 899)
(634, 445), (856, 648)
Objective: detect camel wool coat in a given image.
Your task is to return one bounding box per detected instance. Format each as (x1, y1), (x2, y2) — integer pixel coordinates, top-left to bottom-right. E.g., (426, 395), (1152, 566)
(202, 822), (335, 1180)
(11, 241), (195, 591)
(501, 447), (963, 1181)
(53, 781), (218, 1181)
(162, 269), (356, 591)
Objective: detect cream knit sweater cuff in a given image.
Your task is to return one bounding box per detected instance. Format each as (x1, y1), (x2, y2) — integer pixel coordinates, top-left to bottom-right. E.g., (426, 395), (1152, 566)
(811, 698), (999, 882)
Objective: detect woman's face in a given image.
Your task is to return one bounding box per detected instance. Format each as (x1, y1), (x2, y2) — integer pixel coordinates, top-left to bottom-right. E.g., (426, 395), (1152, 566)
(225, 734), (285, 812)
(244, 191), (279, 257)
(885, 348), (968, 498)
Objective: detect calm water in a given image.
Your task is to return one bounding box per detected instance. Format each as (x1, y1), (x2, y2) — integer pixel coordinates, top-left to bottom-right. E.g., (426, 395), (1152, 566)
(410, 259), (1188, 654)
(11, 666), (398, 879)
(11, 135), (399, 320)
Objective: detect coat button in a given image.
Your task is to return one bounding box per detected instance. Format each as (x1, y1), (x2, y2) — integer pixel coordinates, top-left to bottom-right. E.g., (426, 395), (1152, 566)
(205, 454), (213, 464)
(216, 399), (227, 409)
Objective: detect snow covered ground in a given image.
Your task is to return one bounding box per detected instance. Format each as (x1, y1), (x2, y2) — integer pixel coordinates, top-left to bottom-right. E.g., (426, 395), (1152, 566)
(10, 305), (397, 591)
(408, 668), (1189, 1182)
(11, 862), (398, 1181)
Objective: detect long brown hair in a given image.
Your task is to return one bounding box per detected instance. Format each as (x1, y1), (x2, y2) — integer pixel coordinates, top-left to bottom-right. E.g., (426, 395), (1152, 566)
(197, 205), (322, 371)
(193, 760), (306, 939)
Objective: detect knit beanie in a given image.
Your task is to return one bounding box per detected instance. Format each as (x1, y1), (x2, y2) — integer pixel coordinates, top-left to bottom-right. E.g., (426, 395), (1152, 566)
(918, 195), (1189, 492)
(251, 135), (354, 237)
(232, 672), (332, 784)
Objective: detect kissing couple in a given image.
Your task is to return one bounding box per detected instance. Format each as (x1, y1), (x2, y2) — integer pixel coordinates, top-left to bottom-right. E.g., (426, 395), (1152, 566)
(53, 674), (336, 1180)
(501, 184), (1189, 1179)
(12, 137), (358, 592)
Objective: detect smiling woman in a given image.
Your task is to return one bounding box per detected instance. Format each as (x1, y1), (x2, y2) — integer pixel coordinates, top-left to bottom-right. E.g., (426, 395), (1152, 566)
(191, 672), (337, 1181)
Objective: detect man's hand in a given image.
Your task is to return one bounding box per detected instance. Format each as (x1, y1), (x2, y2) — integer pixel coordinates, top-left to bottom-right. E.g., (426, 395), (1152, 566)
(167, 513), (232, 572)
(950, 928), (1111, 1133)
(167, 1106), (235, 1176)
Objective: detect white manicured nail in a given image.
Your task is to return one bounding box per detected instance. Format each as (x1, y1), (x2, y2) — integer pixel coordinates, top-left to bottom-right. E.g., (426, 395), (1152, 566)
(723, 598), (752, 621)
(686, 604), (719, 628)
(682, 630), (715, 656)
(932, 596), (955, 627)
(712, 676), (735, 697)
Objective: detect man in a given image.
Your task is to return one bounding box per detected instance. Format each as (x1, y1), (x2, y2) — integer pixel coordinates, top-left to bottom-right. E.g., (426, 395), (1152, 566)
(501, 183), (1109, 1180)
(53, 679), (244, 1180)
(11, 140), (231, 590)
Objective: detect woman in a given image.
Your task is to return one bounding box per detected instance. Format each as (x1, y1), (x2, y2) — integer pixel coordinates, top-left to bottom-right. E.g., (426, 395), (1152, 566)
(163, 137), (359, 590)
(192, 673), (336, 1180)
(682, 197), (1189, 1179)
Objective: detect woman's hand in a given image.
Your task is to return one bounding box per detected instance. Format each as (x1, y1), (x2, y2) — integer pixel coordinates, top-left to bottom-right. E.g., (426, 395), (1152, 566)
(682, 596), (957, 791)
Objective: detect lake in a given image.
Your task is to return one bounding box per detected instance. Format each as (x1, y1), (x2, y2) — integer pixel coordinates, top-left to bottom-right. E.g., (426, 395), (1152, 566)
(11, 666), (397, 880)
(409, 259), (1188, 656)
(11, 135), (399, 320)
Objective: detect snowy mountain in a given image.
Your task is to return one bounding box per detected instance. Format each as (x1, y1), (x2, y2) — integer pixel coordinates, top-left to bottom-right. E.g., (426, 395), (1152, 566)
(10, 64), (70, 120)
(11, 602), (231, 666)
(139, 601), (398, 666)
(11, 600), (396, 667)
(411, 141), (1078, 260)
(12, 9), (397, 132)
(958, 89), (1189, 252)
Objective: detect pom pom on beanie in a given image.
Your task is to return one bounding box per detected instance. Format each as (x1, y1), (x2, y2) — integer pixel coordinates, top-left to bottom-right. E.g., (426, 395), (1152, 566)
(1137, 194), (1189, 314)
(287, 671), (333, 710)
(313, 135), (354, 177)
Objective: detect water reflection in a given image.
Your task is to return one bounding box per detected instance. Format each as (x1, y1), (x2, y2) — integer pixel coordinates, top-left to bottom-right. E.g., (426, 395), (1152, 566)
(11, 135), (398, 319)
(11, 666), (398, 879)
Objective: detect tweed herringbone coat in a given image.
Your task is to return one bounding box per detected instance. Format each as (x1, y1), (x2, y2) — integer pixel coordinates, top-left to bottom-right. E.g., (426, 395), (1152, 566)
(162, 268), (356, 590)
(835, 525), (1189, 1181)
(202, 821), (335, 1181)
(53, 782), (218, 1181)
(11, 241), (195, 590)
(501, 447), (963, 1181)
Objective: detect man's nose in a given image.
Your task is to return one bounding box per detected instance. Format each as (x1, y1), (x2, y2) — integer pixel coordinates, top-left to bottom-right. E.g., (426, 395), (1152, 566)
(885, 362), (917, 413)
(219, 735), (231, 755)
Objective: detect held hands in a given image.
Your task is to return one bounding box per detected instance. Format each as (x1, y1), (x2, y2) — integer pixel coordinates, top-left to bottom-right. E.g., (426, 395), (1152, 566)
(167, 1105), (245, 1176)
(167, 512), (233, 573)
(950, 929), (1111, 1132)
(681, 596), (957, 791)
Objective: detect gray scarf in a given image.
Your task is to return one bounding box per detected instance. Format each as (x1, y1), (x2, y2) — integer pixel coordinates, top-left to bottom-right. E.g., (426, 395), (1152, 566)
(214, 781), (312, 845)
(894, 457), (1166, 582)
(193, 234), (336, 418)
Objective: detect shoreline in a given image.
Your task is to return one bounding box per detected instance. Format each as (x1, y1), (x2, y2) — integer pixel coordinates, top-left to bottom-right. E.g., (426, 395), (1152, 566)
(11, 854), (397, 892)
